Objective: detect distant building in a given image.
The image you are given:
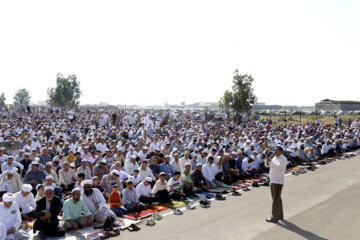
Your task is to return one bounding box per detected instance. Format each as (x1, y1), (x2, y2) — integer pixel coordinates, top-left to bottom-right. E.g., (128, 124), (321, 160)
(315, 99), (360, 111)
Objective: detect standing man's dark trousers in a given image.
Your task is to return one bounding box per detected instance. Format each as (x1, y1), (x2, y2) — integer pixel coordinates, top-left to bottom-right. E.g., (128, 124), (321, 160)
(270, 183), (283, 221)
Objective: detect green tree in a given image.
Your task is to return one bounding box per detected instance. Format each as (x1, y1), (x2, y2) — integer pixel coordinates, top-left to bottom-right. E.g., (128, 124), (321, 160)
(13, 89), (31, 108)
(47, 73), (82, 108)
(220, 69), (257, 113)
(0, 93), (6, 107)
(219, 90), (233, 113)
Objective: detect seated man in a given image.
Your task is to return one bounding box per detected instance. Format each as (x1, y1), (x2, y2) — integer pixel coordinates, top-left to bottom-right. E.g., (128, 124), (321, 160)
(44, 175), (64, 203)
(62, 188), (93, 231)
(159, 155), (174, 179)
(14, 184), (37, 220)
(81, 180), (116, 224)
(0, 170), (22, 196)
(1, 156), (23, 177)
(181, 163), (202, 196)
(58, 162), (77, 192)
(0, 193), (29, 239)
(191, 163), (210, 192)
(122, 179), (146, 213)
(241, 156), (260, 178)
(23, 161), (47, 196)
(108, 182), (128, 217)
(33, 186), (65, 237)
(168, 171), (186, 200)
(100, 170), (121, 199)
(152, 172), (170, 203)
(136, 177), (159, 205)
(202, 156), (228, 188)
(149, 156), (161, 180)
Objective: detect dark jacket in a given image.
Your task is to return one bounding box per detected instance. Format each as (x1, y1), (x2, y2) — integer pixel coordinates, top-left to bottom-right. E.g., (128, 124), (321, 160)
(34, 195), (62, 227)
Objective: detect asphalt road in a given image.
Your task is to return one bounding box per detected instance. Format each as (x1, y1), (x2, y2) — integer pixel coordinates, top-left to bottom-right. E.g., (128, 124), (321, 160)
(119, 155), (360, 240)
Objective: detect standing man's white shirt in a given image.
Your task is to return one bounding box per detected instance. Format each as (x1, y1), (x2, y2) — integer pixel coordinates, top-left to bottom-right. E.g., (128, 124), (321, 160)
(266, 154), (287, 185)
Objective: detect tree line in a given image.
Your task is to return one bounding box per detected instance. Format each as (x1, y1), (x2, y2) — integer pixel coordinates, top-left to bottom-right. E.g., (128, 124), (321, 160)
(0, 73), (82, 109)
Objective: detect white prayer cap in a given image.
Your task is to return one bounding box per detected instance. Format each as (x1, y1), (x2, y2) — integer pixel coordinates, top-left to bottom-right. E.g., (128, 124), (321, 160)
(145, 177), (153, 183)
(45, 175), (54, 181)
(44, 186), (54, 192)
(7, 170), (13, 174)
(185, 162), (191, 167)
(22, 184), (32, 192)
(111, 170), (120, 176)
(2, 193), (15, 202)
(130, 155), (136, 160)
(7, 155), (14, 159)
(196, 163), (203, 167)
(34, 157), (40, 162)
(81, 159), (88, 163)
(70, 163), (75, 168)
(143, 147), (148, 151)
(81, 179), (93, 187)
(72, 188), (81, 193)
(101, 159), (107, 164)
(231, 151), (237, 155)
(155, 148), (160, 152)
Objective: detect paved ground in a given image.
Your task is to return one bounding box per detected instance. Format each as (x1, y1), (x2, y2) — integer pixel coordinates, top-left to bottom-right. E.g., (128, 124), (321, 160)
(118, 155), (360, 240)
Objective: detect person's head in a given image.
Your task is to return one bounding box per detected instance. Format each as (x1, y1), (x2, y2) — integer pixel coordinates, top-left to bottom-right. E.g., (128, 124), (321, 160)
(6, 171), (14, 180)
(24, 153), (30, 161)
(68, 150), (74, 156)
(75, 152), (81, 159)
(207, 156), (214, 165)
(81, 159), (88, 168)
(21, 184), (32, 197)
(111, 182), (118, 192)
(184, 163), (191, 172)
(77, 173), (85, 183)
(126, 179), (134, 190)
(7, 156), (14, 165)
(63, 162), (70, 170)
(45, 162), (52, 172)
(141, 160), (148, 169)
(111, 170), (120, 180)
(144, 177), (152, 186)
(45, 186), (54, 200)
(72, 188), (81, 201)
(196, 163), (202, 171)
(2, 193), (14, 208)
(92, 176), (99, 186)
(82, 180), (93, 196)
(133, 169), (139, 177)
(31, 161), (40, 172)
(159, 172), (167, 181)
(36, 184), (44, 196)
(151, 156), (157, 165)
(184, 151), (190, 158)
(100, 159), (107, 167)
(275, 145), (284, 157)
(45, 175), (54, 186)
(174, 170), (181, 180)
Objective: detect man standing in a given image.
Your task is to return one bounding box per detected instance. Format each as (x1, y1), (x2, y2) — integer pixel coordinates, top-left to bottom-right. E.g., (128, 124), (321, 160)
(265, 145), (287, 223)
(33, 186), (65, 237)
(0, 193), (29, 239)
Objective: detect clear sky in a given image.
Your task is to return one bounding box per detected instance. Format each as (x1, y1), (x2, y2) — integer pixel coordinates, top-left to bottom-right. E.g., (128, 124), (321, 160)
(0, 0), (359, 106)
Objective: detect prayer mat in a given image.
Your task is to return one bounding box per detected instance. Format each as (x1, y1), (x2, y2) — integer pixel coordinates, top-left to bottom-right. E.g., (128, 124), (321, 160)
(208, 187), (233, 193)
(226, 185), (242, 190)
(145, 205), (170, 213)
(197, 192), (216, 198)
(115, 217), (140, 230)
(67, 227), (104, 239)
(123, 211), (152, 220)
(161, 200), (186, 208)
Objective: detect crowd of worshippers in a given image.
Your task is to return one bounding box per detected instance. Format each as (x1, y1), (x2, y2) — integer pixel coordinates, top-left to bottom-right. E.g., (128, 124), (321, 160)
(0, 107), (359, 239)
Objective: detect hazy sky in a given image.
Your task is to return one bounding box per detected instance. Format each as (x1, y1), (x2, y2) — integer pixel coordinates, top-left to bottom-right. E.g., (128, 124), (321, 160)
(1, 0), (359, 106)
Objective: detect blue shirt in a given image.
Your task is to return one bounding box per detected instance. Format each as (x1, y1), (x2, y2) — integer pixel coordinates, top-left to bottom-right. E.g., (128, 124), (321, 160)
(24, 170), (46, 189)
(160, 163), (174, 178)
